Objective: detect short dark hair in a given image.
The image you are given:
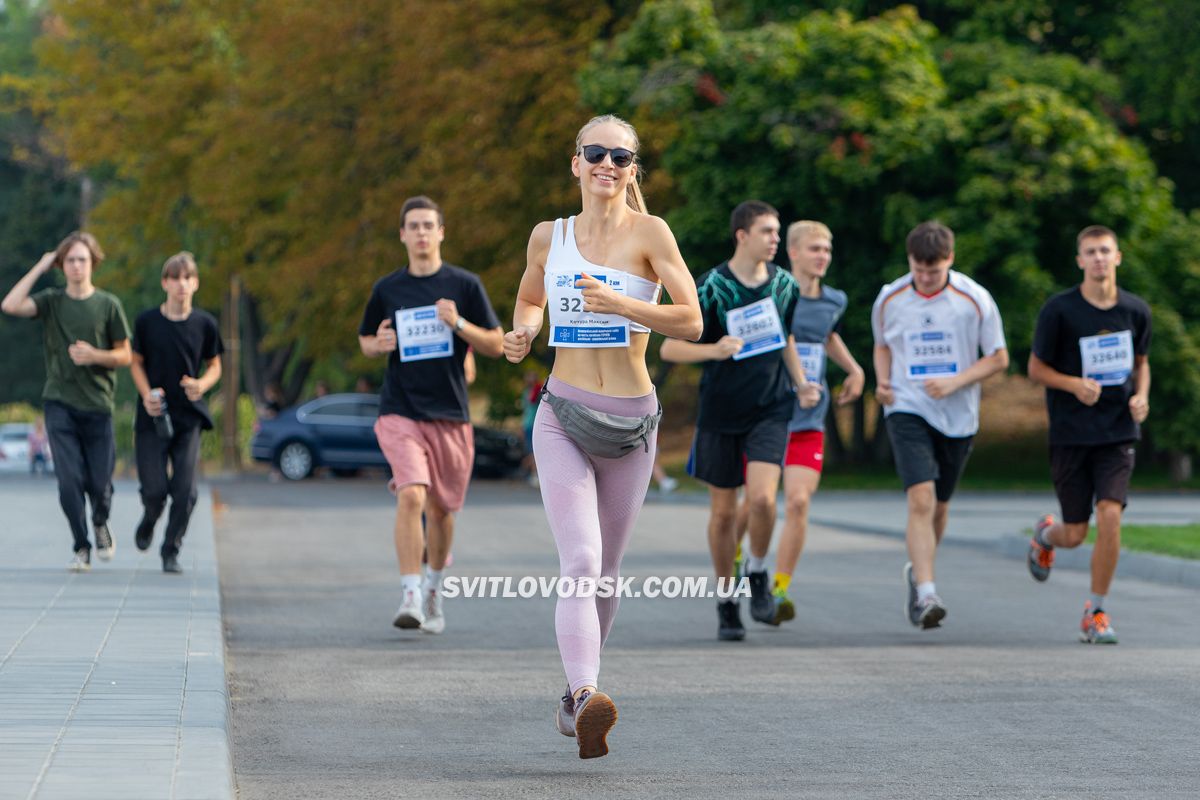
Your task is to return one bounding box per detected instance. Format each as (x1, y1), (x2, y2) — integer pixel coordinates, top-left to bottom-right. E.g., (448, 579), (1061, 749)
(400, 195), (444, 228)
(161, 251), (198, 280)
(730, 200), (778, 242)
(1077, 225), (1118, 250)
(906, 221), (954, 263)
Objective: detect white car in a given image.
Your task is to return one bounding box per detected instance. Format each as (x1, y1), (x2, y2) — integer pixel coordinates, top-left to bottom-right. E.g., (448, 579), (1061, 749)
(0, 423), (52, 474)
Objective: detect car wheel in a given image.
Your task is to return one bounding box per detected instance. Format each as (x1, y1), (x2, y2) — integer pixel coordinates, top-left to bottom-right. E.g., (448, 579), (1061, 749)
(277, 441), (314, 481)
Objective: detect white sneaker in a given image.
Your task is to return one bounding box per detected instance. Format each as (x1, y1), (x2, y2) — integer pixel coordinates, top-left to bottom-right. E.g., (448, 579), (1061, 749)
(420, 587), (445, 634)
(68, 549), (91, 572)
(392, 589), (424, 629)
(659, 475), (678, 494)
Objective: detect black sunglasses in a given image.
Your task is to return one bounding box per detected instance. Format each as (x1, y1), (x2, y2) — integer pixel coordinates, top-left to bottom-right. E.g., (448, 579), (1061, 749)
(580, 144), (636, 168)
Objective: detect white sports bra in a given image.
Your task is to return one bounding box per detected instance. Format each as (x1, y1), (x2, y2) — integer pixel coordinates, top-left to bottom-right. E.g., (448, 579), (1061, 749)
(544, 216), (661, 333)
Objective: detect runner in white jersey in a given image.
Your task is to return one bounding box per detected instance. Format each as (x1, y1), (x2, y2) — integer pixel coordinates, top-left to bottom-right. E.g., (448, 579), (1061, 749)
(871, 221), (1008, 629)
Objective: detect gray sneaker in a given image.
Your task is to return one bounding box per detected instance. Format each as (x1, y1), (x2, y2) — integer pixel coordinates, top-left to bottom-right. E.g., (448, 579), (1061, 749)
(419, 587), (444, 634)
(555, 689), (576, 737)
(903, 562), (917, 625)
(573, 690), (617, 759)
(68, 549), (91, 572)
(747, 570), (778, 625)
(904, 563), (947, 629)
(94, 523), (115, 561)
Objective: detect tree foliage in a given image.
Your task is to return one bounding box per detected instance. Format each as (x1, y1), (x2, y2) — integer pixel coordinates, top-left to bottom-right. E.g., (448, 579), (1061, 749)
(581, 0), (1200, 455)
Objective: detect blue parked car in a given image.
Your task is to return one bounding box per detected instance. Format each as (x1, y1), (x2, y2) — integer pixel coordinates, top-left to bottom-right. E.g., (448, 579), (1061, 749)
(250, 393), (525, 481)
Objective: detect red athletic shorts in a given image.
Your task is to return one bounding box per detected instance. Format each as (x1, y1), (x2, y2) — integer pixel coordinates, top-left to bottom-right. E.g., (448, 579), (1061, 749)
(374, 414), (474, 512)
(784, 430), (824, 472)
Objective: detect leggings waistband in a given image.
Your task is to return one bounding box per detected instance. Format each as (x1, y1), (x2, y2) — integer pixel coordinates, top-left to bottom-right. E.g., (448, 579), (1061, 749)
(545, 376), (657, 417)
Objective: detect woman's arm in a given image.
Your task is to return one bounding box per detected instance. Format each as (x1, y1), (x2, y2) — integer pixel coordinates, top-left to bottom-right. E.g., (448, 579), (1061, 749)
(503, 222), (553, 364)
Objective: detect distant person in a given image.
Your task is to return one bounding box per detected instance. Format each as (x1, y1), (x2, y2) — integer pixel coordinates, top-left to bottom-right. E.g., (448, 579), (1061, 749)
(355, 376), (373, 394)
(660, 200), (812, 642)
(872, 221), (1007, 629)
(1, 232), (131, 571)
(261, 382), (284, 417)
(29, 416), (51, 475)
(129, 252), (224, 574)
(651, 460), (677, 494)
(358, 195), (504, 635)
(314, 379), (331, 398)
(1025, 225), (1151, 644)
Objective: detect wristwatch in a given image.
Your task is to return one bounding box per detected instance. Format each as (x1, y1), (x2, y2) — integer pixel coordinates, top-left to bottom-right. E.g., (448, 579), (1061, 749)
(454, 317), (466, 332)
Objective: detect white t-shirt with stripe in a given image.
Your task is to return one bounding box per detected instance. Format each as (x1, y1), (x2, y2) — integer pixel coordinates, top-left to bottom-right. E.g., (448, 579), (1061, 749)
(871, 270), (1006, 437)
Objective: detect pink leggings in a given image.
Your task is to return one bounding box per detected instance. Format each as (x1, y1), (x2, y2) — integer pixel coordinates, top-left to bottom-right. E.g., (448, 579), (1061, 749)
(533, 376), (657, 694)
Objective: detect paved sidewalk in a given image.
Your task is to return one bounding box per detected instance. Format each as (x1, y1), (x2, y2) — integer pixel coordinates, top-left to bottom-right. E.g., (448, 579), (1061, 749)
(0, 476), (233, 800)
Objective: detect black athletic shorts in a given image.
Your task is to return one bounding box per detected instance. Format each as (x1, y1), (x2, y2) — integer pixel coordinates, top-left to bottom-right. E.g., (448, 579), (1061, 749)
(885, 412), (974, 502)
(1050, 442), (1136, 524)
(687, 418), (789, 489)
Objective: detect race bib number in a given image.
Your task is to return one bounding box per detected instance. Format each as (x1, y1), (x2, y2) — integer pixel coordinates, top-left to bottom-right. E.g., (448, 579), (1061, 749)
(547, 270), (629, 348)
(1080, 330), (1133, 386)
(906, 329), (958, 378)
(727, 298), (786, 361)
(795, 342), (826, 384)
(395, 306), (453, 362)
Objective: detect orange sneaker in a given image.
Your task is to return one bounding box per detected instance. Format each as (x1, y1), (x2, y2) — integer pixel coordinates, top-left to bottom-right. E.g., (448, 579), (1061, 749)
(1080, 602), (1118, 644)
(1027, 515), (1055, 582)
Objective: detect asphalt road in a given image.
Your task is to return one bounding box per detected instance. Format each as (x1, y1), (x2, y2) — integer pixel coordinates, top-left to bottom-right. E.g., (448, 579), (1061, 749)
(214, 475), (1200, 799)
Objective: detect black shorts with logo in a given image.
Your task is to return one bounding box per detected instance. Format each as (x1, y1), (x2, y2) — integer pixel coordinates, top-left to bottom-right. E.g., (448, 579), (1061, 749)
(1050, 442), (1136, 524)
(885, 412), (974, 502)
(687, 418), (789, 489)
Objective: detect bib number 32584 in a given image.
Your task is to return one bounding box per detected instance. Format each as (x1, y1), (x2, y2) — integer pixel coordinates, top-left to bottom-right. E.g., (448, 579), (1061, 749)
(906, 330), (958, 378)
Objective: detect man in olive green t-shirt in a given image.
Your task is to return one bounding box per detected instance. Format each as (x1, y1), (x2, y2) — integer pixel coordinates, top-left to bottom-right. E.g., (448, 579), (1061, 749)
(2, 232), (131, 571)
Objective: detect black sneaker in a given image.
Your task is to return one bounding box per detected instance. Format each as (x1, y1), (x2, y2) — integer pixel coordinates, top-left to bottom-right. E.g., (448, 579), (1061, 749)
(717, 600), (745, 641)
(94, 522), (115, 561)
(135, 517), (155, 551)
(747, 570), (778, 625)
(162, 554), (183, 574)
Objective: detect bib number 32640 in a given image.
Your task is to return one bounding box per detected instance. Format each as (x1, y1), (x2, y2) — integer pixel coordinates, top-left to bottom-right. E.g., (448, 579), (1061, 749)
(1079, 330), (1133, 386)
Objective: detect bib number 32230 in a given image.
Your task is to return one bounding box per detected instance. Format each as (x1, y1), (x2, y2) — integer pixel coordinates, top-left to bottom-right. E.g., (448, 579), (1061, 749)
(395, 305), (453, 362)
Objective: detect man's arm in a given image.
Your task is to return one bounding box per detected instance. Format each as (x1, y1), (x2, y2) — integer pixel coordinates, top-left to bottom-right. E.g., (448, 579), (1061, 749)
(181, 355), (222, 402)
(359, 319), (396, 358)
(826, 331), (865, 405)
(434, 299), (504, 359)
(924, 348), (1009, 400)
(1129, 354), (1150, 423)
(660, 336), (742, 364)
(1028, 352), (1100, 406)
(69, 338), (132, 369)
(1, 252), (55, 318)
(130, 351), (165, 416)
(873, 345), (895, 406)
(782, 335), (821, 409)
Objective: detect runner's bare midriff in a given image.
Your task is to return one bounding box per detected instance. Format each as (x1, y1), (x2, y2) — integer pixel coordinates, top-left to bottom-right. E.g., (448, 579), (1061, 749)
(551, 333), (652, 395)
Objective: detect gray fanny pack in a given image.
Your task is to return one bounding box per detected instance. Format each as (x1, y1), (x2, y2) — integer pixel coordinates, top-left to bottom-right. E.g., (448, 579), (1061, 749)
(541, 386), (661, 459)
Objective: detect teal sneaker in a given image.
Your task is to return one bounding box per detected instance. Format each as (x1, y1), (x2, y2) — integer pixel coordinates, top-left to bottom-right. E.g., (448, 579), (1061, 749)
(772, 587), (795, 624)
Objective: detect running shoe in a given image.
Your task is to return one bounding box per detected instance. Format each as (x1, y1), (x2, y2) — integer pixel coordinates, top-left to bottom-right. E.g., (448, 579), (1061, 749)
(419, 586), (445, 634)
(555, 689), (576, 738)
(904, 563), (946, 629)
(573, 690), (617, 759)
(913, 594), (947, 629)
(747, 570), (778, 625)
(67, 549), (91, 572)
(1027, 514), (1055, 582)
(717, 600), (745, 641)
(772, 587), (795, 625)
(162, 554), (183, 574)
(94, 522), (115, 561)
(658, 475), (678, 494)
(135, 516), (155, 551)
(392, 589), (424, 629)
(1080, 602), (1118, 645)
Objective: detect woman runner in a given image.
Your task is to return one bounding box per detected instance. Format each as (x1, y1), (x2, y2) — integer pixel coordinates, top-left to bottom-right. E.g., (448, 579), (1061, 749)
(503, 115), (701, 759)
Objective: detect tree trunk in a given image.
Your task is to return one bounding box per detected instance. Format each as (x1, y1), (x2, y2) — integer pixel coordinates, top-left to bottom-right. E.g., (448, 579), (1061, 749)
(221, 275), (242, 471)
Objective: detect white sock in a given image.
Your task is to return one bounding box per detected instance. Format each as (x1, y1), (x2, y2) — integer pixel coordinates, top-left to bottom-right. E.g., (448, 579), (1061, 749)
(916, 582), (937, 602)
(424, 568), (444, 592)
(1090, 593), (1106, 612)
(401, 574), (422, 597)
(747, 554), (767, 574)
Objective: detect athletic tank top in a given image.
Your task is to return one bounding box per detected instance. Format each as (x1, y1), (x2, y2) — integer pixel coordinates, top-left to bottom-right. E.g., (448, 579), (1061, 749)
(544, 216), (661, 334)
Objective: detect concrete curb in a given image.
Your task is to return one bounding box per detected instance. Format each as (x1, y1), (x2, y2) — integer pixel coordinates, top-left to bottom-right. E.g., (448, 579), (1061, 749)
(996, 535), (1200, 590)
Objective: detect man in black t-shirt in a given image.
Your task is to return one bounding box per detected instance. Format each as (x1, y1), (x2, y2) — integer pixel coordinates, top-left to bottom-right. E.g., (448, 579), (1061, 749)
(130, 252), (224, 574)
(661, 201), (815, 641)
(1026, 225), (1151, 645)
(358, 196), (503, 634)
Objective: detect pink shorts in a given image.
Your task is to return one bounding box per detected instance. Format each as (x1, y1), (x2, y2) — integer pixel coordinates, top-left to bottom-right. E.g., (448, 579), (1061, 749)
(374, 415), (474, 512)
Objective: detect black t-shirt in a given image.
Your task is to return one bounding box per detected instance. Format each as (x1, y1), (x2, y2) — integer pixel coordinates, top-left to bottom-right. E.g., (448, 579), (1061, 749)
(358, 264), (501, 422)
(1032, 286), (1151, 446)
(694, 262), (800, 434)
(131, 308), (225, 431)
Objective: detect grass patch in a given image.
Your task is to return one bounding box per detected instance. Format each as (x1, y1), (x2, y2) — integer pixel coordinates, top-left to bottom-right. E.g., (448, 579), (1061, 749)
(1087, 525), (1200, 561)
